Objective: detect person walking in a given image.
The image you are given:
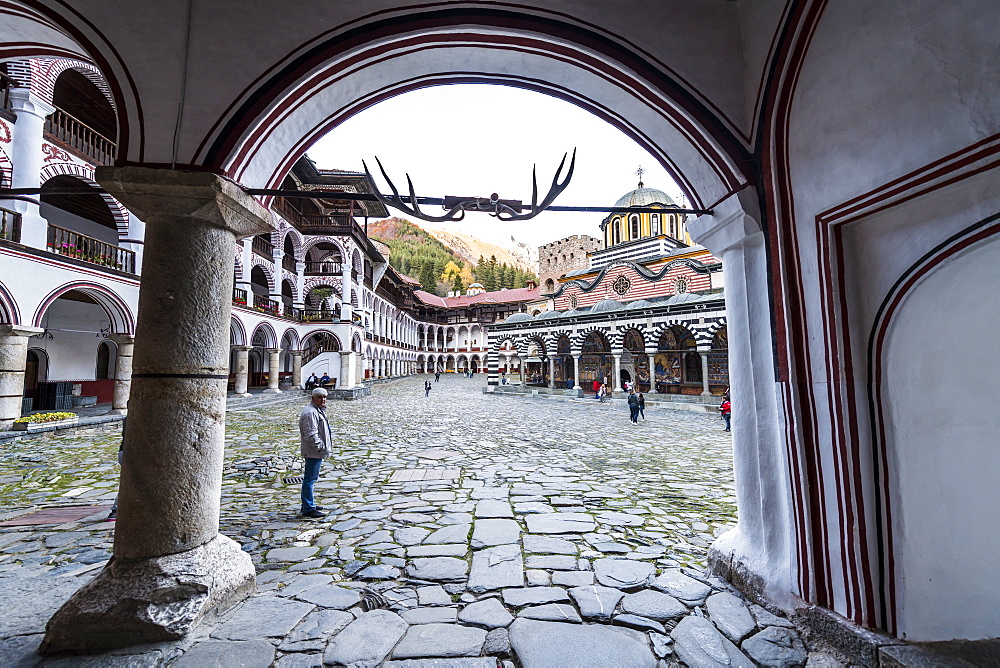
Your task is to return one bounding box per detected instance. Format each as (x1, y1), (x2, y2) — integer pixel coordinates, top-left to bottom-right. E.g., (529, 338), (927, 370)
(299, 388), (333, 518)
(424, 380), (431, 397)
(435, 371), (441, 382)
(592, 378), (601, 399)
(598, 383), (607, 403)
(637, 392), (646, 420)
(720, 397), (732, 431)
(627, 389), (640, 424)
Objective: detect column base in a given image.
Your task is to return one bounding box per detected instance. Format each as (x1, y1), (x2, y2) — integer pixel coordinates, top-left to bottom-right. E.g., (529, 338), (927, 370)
(106, 408), (128, 416)
(231, 392), (252, 398)
(40, 534), (255, 655)
(262, 388), (282, 394)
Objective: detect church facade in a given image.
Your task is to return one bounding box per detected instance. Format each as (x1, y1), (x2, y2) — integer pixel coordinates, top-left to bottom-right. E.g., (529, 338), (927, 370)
(488, 183), (728, 398)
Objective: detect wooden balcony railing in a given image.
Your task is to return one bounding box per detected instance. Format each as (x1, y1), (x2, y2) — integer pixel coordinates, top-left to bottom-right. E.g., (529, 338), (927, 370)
(304, 261), (342, 275)
(0, 207), (21, 243)
(303, 336), (341, 364)
(47, 224), (135, 273)
(44, 107), (116, 165)
(281, 254), (297, 273)
(232, 287), (248, 306)
(0, 73), (15, 116)
(252, 293), (279, 315)
(251, 235), (274, 259)
(299, 309), (339, 323)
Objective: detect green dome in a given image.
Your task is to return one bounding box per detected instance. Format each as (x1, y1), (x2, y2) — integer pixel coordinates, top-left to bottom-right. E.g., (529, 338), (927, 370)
(614, 187), (675, 209)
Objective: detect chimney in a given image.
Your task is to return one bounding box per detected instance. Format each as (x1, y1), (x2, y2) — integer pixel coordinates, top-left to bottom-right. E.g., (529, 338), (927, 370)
(526, 279), (537, 289)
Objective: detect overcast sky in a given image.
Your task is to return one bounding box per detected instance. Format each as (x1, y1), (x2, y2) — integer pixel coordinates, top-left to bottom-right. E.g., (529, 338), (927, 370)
(308, 84), (684, 250)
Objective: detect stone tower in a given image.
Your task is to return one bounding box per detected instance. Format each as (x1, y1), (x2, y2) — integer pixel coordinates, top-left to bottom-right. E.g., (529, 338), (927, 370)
(537, 235), (602, 294)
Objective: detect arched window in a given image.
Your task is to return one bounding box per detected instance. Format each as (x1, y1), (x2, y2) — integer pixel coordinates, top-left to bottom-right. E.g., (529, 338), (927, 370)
(651, 214), (660, 236)
(629, 214), (640, 239)
(669, 215), (677, 238)
(612, 219), (621, 245)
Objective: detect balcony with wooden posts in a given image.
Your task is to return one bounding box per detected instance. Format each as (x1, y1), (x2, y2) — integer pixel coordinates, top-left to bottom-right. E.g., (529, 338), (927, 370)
(251, 235), (274, 259)
(304, 261), (343, 276)
(43, 107), (117, 165)
(0, 207), (22, 243)
(47, 224), (135, 274)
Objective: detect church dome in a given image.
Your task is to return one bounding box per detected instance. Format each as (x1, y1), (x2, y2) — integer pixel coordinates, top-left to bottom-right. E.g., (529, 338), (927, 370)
(469, 282), (485, 288)
(591, 298), (624, 313)
(614, 187), (675, 209)
(504, 312), (533, 323)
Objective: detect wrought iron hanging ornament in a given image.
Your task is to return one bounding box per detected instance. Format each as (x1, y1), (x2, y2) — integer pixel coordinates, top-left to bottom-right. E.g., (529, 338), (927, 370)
(363, 149), (576, 223)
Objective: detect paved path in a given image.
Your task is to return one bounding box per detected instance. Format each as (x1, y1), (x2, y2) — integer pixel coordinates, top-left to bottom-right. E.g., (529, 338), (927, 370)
(0, 375), (821, 667)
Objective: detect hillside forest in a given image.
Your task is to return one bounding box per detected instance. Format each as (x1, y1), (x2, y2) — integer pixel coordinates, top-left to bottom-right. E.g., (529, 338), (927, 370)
(369, 217), (539, 296)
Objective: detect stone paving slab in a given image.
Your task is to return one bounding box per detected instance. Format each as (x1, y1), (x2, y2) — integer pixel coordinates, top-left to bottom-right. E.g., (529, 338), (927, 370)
(0, 377), (794, 667)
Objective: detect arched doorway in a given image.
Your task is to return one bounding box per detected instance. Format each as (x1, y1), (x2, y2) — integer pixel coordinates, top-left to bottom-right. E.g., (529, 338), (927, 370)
(579, 331), (612, 388)
(622, 328), (646, 391)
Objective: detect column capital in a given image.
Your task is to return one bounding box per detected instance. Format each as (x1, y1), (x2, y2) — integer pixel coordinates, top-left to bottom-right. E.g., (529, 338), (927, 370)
(265, 348), (280, 354)
(687, 186), (763, 255)
(0, 324), (44, 339)
(8, 88), (55, 119)
(290, 349), (303, 357)
(231, 345), (252, 352)
(94, 167), (274, 239)
(109, 333), (136, 346)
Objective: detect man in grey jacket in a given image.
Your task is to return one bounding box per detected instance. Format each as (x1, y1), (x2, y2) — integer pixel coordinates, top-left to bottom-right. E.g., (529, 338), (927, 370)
(299, 387), (333, 518)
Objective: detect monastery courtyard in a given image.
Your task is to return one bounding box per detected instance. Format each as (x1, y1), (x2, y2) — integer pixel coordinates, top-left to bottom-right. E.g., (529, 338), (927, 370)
(0, 377), (818, 667)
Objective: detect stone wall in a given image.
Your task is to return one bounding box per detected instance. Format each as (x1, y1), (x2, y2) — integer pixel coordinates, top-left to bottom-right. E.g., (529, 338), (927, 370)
(538, 235), (601, 294)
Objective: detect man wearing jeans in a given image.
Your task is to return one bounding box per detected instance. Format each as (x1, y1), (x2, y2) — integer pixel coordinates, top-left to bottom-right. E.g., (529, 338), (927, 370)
(299, 387), (333, 518)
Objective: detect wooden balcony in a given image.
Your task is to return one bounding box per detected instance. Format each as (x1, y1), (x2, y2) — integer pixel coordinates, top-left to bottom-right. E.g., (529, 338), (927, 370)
(252, 294), (279, 315)
(47, 224), (135, 273)
(251, 235), (274, 259)
(304, 261), (342, 275)
(281, 254), (297, 273)
(44, 107), (116, 165)
(0, 207), (21, 243)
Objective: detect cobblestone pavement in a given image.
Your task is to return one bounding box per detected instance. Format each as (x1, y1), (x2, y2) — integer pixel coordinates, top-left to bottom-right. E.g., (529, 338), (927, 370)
(0, 376), (824, 667)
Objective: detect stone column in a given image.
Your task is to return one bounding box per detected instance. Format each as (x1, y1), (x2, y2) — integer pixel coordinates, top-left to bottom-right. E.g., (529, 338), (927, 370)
(42, 168), (271, 654)
(0, 325), (43, 429)
(517, 357), (524, 385)
(231, 346), (251, 397)
(647, 353), (657, 394)
(339, 351), (354, 389)
(687, 187), (791, 607)
(291, 350), (303, 388)
(699, 350), (712, 397)
(612, 353), (623, 392)
(4, 89), (55, 249)
(573, 354), (582, 390)
(107, 334), (135, 415)
(548, 357), (556, 389)
(264, 348), (282, 393)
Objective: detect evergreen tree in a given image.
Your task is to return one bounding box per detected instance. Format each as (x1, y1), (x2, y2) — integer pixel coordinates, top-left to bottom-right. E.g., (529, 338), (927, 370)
(452, 273), (465, 293)
(418, 262), (438, 292)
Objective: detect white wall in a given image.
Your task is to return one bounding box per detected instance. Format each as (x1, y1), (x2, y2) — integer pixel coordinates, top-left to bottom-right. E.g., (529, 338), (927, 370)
(36, 298), (115, 380)
(884, 234), (1000, 641)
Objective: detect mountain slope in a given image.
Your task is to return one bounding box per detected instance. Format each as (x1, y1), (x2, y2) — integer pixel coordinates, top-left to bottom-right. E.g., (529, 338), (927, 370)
(420, 226), (535, 273)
